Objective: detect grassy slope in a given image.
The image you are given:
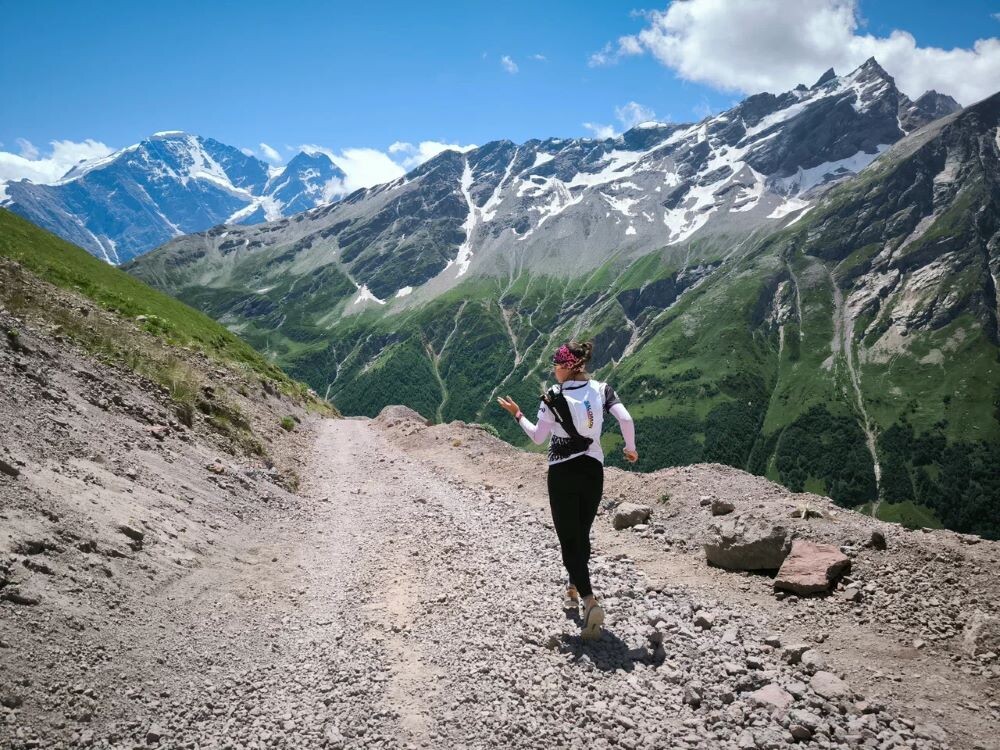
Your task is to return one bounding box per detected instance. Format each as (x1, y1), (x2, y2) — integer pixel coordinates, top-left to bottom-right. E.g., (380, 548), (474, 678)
(0, 209), (333, 428)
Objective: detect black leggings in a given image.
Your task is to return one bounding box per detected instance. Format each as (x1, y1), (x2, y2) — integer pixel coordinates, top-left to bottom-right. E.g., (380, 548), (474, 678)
(547, 455), (604, 598)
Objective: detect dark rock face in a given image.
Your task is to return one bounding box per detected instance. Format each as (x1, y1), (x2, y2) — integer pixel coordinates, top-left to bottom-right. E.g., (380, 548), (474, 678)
(899, 91), (962, 133)
(801, 91), (1000, 341)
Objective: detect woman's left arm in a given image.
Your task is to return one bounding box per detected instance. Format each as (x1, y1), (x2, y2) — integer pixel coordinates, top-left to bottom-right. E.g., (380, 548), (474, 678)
(497, 395), (554, 445)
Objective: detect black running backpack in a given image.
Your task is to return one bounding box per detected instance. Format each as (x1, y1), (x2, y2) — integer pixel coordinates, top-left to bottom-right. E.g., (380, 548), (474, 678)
(540, 385), (593, 459)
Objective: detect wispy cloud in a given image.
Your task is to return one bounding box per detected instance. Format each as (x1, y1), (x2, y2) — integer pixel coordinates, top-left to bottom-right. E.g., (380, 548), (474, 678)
(591, 0), (1000, 105)
(530, 53), (547, 62)
(388, 140), (476, 170)
(583, 101), (661, 139)
(582, 122), (618, 140)
(0, 138), (114, 186)
(615, 101), (658, 129)
(500, 55), (519, 74)
(15, 138), (40, 160)
(259, 143), (282, 163)
(300, 140), (477, 199)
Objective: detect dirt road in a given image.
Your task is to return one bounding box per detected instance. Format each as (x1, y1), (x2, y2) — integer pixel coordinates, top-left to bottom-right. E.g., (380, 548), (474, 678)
(1, 417), (975, 748)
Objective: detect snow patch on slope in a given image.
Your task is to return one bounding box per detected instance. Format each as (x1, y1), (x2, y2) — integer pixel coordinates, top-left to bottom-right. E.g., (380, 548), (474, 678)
(353, 284), (386, 305)
(776, 146), (890, 195)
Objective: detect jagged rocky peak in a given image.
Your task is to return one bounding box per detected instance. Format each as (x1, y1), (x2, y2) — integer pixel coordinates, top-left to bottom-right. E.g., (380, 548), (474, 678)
(898, 90), (962, 133)
(812, 68), (837, 88)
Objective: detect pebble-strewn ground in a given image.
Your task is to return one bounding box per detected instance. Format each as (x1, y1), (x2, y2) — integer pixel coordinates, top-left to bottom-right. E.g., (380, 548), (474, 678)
(3, 415), (973, 749)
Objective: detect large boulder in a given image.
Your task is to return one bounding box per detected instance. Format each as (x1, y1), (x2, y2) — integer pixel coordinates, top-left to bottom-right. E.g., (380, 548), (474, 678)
(962, 611), (1000, 656)
(704, 518), (790, 570)
(774, 540), (850, 594)
(613, 503), (652, 530)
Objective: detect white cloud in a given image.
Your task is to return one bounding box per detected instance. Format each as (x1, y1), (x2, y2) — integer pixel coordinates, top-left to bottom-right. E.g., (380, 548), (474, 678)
(531, 53), (547, 61)
(501, 55), (519, 74)
(593, 0), (1000, 104)
(240, 147), (256, 157)
(583, 101), (660, 139)
(583, 122), (617, 140)
(993, 12), (1000, 22)
(296, 140), (474, 200)
(615, 101), (658, 129)
(0, 138), (114, 187)
(259, 142), (282, 163)
(16, 138), (39, 160)
(300, 145), (405, 198)
(388, 140), (476, 170)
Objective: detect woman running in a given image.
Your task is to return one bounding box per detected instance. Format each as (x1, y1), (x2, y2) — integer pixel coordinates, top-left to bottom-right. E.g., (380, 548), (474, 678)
(497, 340), (638, 639)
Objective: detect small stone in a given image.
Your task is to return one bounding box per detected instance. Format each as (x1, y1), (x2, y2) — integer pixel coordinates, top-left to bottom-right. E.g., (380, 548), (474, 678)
(694, 612), (715, 629)
(962, 611), (1000, 656)
(145, 724), (165, 745)
(683, 685), (702, 707)
(838, 587), (863, 603)
(117, 524), (145, 543)
(800, 649), (827, 671)
(810, 671), (849, 700)
(711, 498), (735, 515)
(613, 503), (652, 530)
(0, 456), (20, 478)
(782, 644), (811, 664)
(0, 586), (40, 606)
(866, 530), (887, 549)
(789, 724), (812, 741)
(749, 684), (793, 712)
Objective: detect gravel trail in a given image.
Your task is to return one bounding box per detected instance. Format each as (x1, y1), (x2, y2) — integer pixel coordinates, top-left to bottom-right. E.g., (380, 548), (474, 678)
(3, 417), (958, 748)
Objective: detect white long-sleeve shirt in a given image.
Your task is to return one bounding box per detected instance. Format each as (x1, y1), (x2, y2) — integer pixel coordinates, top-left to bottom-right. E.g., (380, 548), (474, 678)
(516, 379), (636, 465)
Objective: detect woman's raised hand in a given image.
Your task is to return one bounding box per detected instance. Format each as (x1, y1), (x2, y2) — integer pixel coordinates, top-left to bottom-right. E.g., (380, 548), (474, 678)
(497, 395), (521, 417)
(623, 448), (639, 463)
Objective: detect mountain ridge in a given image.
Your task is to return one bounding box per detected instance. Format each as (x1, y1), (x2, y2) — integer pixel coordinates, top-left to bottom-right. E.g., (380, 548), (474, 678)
(1, 132), (347, 264)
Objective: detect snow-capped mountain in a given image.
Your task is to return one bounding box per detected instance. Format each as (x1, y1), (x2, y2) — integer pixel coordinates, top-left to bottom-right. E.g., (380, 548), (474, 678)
(1, 132), (346, 263)
(130, 59), (959, 304)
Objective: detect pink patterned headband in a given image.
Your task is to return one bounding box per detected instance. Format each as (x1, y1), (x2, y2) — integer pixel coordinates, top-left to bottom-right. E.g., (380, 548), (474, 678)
(552, 345), (582, 368)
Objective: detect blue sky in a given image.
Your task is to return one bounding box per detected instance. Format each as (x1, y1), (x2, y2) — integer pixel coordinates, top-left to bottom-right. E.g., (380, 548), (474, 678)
(2, 0), (999, 187)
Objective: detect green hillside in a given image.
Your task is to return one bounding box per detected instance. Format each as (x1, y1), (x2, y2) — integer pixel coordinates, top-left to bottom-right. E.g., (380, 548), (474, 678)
(0, 208), (333, 444)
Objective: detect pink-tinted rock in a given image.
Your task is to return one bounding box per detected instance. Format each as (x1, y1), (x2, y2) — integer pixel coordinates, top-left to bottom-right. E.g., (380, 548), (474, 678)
(749, 684), (793, 712)
(774, 540), (850, 594)
(810, 671), (849, 700)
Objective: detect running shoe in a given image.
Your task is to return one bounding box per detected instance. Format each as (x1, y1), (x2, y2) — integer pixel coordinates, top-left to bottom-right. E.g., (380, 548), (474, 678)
(581, 600), (604, 640)
(563, 585), (580, 611)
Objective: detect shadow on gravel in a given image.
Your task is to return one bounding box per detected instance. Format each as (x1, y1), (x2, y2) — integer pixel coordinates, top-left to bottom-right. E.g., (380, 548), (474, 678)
(557, 628), (653, 673)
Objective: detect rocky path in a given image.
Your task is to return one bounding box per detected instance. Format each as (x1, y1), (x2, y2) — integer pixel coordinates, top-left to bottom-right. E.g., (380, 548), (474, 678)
(2, 417), (970, 748)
